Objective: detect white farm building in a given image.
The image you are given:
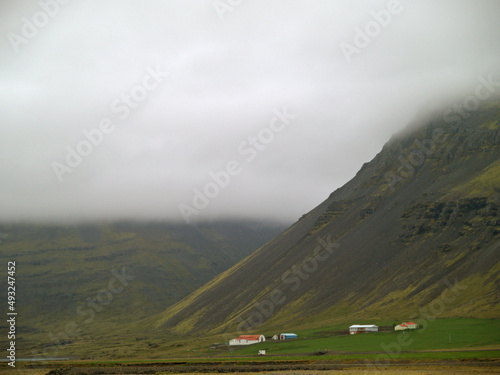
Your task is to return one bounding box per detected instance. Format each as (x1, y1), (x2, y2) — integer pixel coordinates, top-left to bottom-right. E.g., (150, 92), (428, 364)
(349, 325), (378, 335)
(229, 335), (266, 346)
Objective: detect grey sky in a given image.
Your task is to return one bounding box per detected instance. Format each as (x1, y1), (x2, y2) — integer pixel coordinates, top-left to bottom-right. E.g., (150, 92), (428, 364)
(1, 0), (499, 224)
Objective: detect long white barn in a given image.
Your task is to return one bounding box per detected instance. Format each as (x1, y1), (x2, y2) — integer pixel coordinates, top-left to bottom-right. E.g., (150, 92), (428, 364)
(349, 325), (378, 334)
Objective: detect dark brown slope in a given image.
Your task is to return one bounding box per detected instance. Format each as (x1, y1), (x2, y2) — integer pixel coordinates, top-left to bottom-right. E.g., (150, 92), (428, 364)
(153, 102), (500, 335)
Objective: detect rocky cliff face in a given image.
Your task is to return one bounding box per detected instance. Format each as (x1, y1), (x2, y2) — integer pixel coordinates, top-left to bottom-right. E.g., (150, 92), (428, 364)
(153, 102), (500, 335)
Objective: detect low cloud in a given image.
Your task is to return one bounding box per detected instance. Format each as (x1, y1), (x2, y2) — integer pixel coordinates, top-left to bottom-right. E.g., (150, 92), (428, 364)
(1, 0), (499, 223)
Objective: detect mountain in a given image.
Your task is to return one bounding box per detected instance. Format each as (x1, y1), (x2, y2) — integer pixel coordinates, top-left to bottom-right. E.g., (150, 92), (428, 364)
(153, 101), (500, 336)
(0, 221), (285, 354)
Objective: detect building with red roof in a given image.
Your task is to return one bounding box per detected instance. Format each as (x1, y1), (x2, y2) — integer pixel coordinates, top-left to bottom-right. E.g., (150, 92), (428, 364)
(395, 322), (419, 331)
(229, 334), (266, 346)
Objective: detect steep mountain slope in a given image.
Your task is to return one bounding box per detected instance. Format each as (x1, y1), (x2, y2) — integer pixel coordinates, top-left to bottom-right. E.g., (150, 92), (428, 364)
(153, 102), (500, 335)
(0, 221), (285, 352)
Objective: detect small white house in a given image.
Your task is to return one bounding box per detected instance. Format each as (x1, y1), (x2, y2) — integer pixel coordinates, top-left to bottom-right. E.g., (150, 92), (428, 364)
(349, 325), (378, 335)
(229, 335), (266, 346)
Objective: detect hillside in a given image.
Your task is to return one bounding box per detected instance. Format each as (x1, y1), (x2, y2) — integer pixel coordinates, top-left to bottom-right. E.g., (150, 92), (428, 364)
(0, 221), (285, 354)
(153, 102), (500, 336)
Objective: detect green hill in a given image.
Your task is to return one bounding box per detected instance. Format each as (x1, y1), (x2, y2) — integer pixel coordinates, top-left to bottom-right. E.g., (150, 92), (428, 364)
(0, 221), (285, 357)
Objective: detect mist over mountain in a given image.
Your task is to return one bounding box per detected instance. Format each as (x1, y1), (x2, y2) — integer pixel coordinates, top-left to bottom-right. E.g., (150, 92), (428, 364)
(2, 0), (500, 362)
(152, 101), (500, 336)
(3, 102), (498, 360)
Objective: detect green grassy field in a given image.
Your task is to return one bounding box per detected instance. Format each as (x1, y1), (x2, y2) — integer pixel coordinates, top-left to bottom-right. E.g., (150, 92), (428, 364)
(12, 318), (499, 361)
(224, 318), (500, 357)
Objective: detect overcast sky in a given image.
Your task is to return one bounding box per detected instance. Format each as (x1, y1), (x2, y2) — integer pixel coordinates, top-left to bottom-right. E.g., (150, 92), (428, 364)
(1, 0), (499, 224)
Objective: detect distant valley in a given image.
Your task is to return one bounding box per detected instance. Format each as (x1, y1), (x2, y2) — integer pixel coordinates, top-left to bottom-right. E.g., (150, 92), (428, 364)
(0, 220), (286, 357)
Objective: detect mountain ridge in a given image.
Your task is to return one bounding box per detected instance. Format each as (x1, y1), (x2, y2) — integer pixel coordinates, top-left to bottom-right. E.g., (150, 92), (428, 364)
(153, 101), (500, 336)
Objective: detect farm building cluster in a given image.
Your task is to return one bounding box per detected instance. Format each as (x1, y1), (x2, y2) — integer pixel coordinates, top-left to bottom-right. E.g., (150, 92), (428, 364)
(228, 322), (418, 347)
(349, 322), (419, 335)
(229, 333), (297, 346)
